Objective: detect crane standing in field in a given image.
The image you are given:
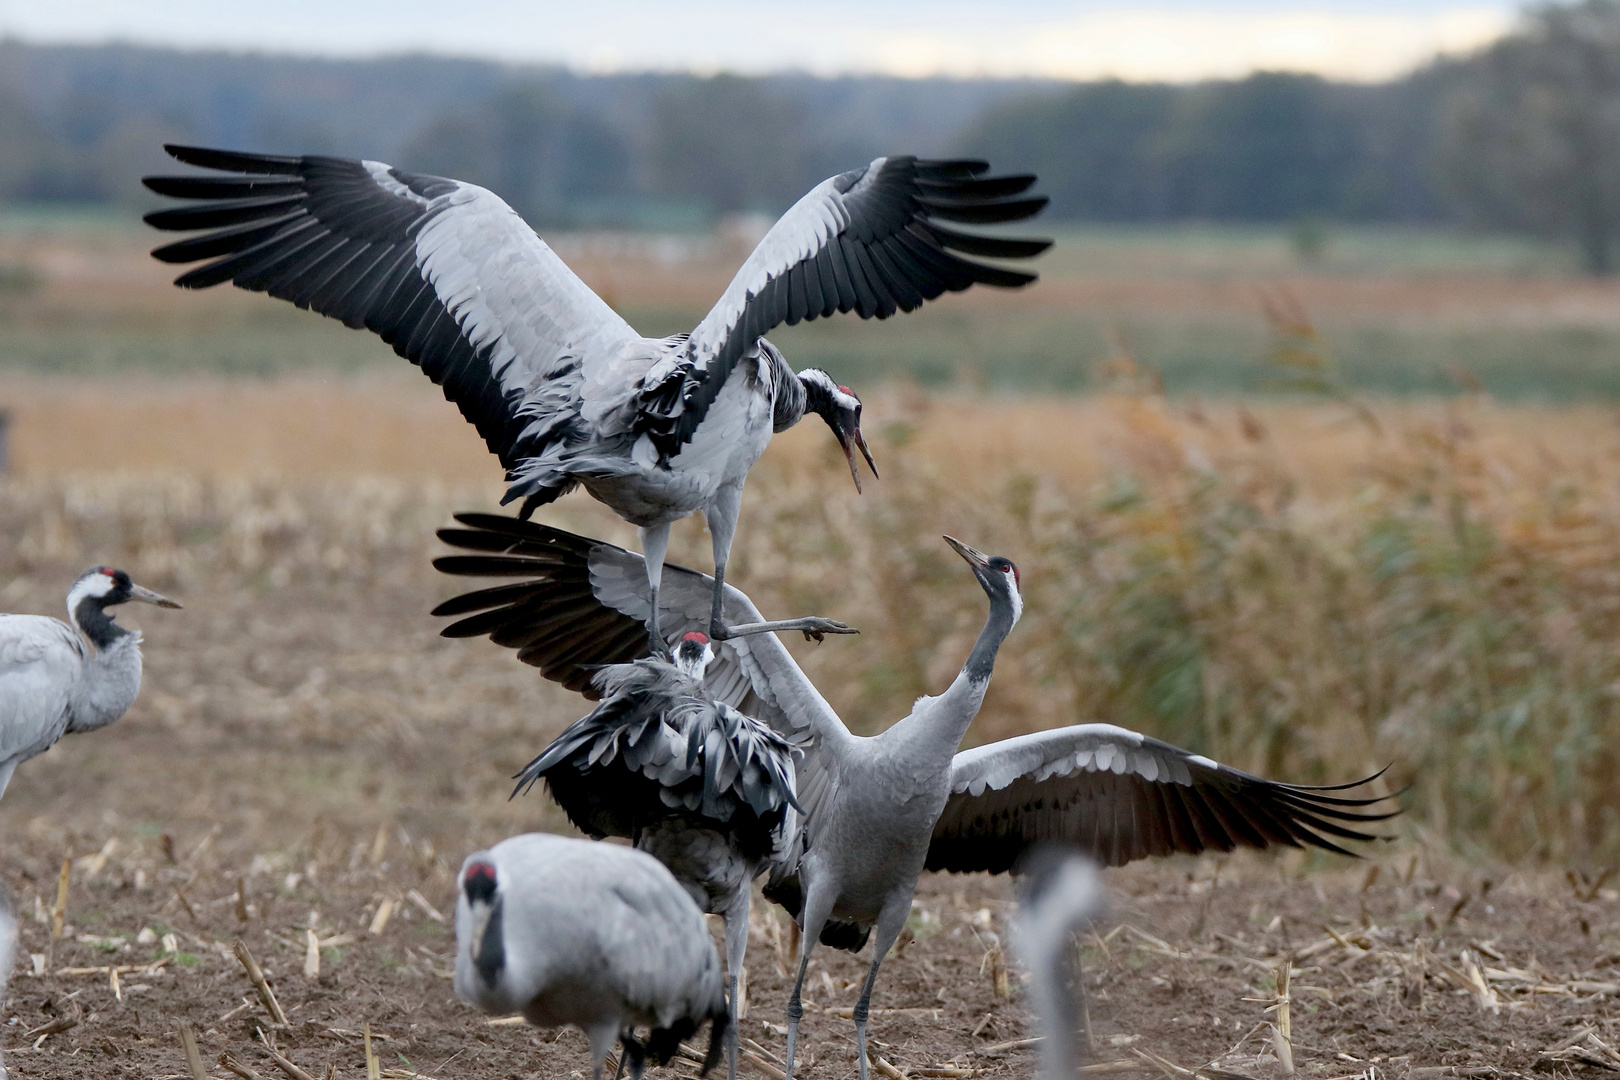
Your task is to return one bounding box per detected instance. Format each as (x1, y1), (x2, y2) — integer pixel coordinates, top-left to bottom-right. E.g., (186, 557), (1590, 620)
(509, 629), (799, 1080)
(0, 568), (181, 803)
(1014, 850), (1107, 1080)
(432, 514), (1399, 1080)
(452, 833), (728, 1080)
(141, 145), (1051, 655)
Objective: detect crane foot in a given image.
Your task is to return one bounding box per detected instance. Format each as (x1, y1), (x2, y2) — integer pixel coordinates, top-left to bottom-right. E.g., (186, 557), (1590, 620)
(713, 617), (859, 643)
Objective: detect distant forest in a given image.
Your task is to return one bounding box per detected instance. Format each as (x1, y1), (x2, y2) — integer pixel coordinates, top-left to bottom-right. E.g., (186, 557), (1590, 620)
(0, 37), (1486, 229)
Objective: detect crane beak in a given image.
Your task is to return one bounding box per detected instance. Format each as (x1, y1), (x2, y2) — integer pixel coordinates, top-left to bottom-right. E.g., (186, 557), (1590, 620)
(839, 425), (878, 494)
(129, 584), (182, 609)
(943, 535), (990, 569)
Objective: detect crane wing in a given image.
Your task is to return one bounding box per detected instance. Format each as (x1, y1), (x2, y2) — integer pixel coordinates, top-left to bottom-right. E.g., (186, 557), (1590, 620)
(430, 513), (853, 750)
(927, 724), (1399, 873)
(0, 615), (83, 769)
(142, 146), (640, 485)
(638, 156), (1051, 460)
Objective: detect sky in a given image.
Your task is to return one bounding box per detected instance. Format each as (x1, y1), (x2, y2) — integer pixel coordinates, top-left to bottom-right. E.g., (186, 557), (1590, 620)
(0, 1), (1520, 82)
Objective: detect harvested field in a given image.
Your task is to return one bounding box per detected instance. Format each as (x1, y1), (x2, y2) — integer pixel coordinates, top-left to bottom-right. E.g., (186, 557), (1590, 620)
(2, 383), (1620, 1076)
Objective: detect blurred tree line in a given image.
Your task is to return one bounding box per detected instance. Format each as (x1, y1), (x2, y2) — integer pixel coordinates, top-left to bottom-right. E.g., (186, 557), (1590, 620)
(3, 0), (1620, 271)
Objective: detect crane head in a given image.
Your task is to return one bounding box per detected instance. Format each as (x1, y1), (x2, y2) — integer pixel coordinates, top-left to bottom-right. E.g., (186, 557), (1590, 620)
(673, 631), (714, 680)
(72, 567), (183, 610)
(800, 369), (878, 493)
(943, 536), (1023, 626)
(459, 858), (505, 990)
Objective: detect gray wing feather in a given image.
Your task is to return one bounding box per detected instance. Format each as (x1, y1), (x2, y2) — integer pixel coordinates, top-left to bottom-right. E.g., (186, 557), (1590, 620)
(636, 156), (1050, 459)
(928, 724), (1398, 873)
(0, 615), (82, 768)
(143, 147), (640, 488)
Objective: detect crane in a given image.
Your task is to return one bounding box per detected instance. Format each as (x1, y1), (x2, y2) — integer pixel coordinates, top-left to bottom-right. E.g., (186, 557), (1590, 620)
(510, 631), (799, 1080)
(430, 513), (1398, 1080)
(1013, 849), (1106, 1080)
(0, 567), (181, 803)
(453, 832), (728, 1080)
(141, 145), (1051, 654)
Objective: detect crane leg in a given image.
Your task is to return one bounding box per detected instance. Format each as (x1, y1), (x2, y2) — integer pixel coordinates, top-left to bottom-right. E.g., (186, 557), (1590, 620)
(851, 900), (911, 1080)
(587, 1022), (618, 1080)
(783, 882), (836, 1080)
(704, 488), (858, 644)
(703, 486), (742, 643)
(722, 886), (751, 1080)
(640, 523), (673, 658)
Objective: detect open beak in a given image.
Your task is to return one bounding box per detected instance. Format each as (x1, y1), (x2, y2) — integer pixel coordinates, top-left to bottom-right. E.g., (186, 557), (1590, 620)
(839, 426), (879, 494)
(129, 584), (182, 609)
(943, 535), (990, 569)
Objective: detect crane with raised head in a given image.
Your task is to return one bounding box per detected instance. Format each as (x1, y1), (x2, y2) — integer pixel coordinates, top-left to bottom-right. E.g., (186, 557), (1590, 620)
(510, 630), (799, 1080)
(1013, 849), (1107, 1080)
(0, 567), (181, 803)
(453, 832), (729, 1080)
(431, 514), (1398, 1080)
(142, 145), (1051, 655)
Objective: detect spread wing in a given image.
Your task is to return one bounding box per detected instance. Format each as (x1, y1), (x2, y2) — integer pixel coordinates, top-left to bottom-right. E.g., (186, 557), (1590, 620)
(928, 724), (1399, 873)
(142, 146), (640, 487)
(0, 615), (83, 770)
(430, 514), (850, 748)
(638, 156), (1051, 460)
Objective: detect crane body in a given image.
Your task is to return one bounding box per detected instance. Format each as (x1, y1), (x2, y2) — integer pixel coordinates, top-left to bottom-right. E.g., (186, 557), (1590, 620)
(453, 833), (728, 1080)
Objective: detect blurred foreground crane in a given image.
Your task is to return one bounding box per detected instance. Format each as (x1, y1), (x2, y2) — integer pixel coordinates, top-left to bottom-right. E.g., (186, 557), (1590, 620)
(433, 515), (1399, 1080)
(1014, 850), (1107, 1080)
(511, 631), (798, 1080)
(142, 145), (1051, 655)
(452, 833), (728, 1080)
(0, 890), (14, 1080)
(0, 568), (181, 802)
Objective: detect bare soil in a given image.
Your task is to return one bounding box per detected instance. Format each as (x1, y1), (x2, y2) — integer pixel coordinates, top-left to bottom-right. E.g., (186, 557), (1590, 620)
(2, 541), (1619, 1080)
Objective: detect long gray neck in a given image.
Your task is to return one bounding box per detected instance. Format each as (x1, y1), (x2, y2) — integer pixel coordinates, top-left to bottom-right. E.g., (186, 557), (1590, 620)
(771, 352), (808, 432)
(963, 589), (1017, 685)
(66, 631), (143, 735)
(892, 585), (1017, 756)
(1031, 946), (1083, 1080)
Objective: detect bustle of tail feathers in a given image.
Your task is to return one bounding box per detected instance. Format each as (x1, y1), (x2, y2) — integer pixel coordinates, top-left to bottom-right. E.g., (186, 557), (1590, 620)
(642, 1005), (728, 1077)
(760, 876), (872, 953)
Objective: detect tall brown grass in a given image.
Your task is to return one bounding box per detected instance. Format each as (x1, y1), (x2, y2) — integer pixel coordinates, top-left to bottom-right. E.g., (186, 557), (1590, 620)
(5, 381), (1620, 863)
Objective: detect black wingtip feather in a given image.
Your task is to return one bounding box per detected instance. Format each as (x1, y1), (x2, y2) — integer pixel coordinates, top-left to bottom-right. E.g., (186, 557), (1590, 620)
(163, 144), (304, 174)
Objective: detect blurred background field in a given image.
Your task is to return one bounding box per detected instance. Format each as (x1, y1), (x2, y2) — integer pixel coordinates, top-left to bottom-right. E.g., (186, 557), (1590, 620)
(7, 209), (1620, 397)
